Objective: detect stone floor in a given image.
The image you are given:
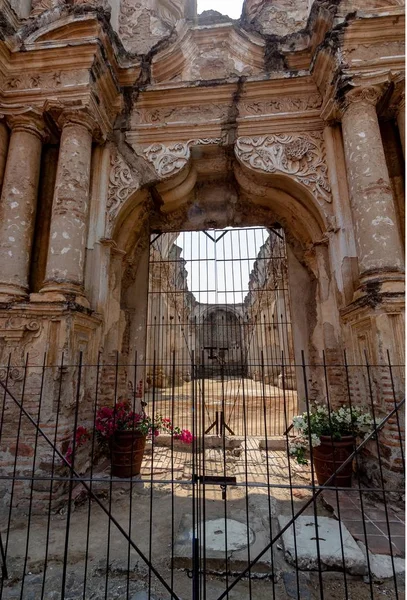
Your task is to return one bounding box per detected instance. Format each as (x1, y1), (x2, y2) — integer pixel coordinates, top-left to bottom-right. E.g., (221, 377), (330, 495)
(145, 376), (298, 437)
(1, 440), (404, 600)
(322, 490), (405, 557)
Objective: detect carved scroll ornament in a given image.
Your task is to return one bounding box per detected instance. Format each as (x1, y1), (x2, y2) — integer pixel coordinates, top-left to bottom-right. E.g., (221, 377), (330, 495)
(107, 152), (138, 235)
(143, 138), (223, 178)
(235, 133), (332, 203)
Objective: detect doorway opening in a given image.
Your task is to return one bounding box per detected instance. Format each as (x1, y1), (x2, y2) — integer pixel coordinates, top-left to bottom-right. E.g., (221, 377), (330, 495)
(145, 226), (297, 438)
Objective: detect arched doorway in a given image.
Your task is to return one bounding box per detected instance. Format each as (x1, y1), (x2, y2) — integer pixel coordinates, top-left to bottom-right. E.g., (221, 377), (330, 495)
(110, 163), (339, 412)
(143, 226), (299, 437)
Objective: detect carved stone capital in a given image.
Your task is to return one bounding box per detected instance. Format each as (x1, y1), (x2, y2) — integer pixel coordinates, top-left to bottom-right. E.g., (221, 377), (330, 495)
(59, 108), (100, 138)
(234, 132), (332, 204)
(143, 138), (223, 179)
(45, 102), (102, 140)
(341, 85), (385, 116)
(6, 108), (47, 141)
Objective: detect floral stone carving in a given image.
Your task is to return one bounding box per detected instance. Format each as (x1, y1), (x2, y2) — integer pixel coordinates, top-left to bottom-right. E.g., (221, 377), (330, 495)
(235, 134), (332, 203)
(143, 138), (222, 178)
(107, 152), (139, 235)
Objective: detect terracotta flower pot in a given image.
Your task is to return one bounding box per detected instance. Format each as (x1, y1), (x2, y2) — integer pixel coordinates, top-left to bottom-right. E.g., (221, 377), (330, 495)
(312, 435), (354, 487)
(110, 430), (147, 478)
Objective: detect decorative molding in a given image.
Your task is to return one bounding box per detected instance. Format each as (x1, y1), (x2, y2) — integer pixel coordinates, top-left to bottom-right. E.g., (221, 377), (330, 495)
(107, 151), (138, 234)
(5, 70), (87, 91)
(235, 133), (332, 204)
(241, 94), (322, 116)
(143, 138), (223, 178)
(133, 104), (229, 125)
(0, 318), (41, 344)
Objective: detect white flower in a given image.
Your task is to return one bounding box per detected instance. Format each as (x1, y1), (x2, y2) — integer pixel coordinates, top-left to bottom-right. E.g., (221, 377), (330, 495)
(310, 434), (321, 447)
(292, 416), (306, 430)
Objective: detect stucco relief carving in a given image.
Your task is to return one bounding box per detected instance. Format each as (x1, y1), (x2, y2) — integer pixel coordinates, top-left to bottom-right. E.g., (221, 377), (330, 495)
(107, 152), (138, 234)
(143, 138), (223, 178)
(118, 0), (171, 55)
(245, 0), (310, 37)
(5, 71), (87, 91)
(0, 317), (41, 343)
(30, 0), (64, 16)
(235, 133), (332, 204)
(241, 94), (322, 116)
(133, 104), (229, 125)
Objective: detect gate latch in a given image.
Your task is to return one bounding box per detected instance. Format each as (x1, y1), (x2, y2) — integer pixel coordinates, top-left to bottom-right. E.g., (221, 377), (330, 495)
(193, 475), (237, 499)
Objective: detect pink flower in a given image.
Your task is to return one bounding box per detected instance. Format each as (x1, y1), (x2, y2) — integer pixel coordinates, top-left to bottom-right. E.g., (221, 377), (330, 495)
(174, 429), (193, 444)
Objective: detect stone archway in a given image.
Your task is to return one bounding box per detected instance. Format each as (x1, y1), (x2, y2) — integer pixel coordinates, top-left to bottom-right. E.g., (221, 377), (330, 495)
(108, 148), (342, 404)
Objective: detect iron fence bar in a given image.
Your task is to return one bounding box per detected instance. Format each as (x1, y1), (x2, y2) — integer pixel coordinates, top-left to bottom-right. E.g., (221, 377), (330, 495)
(0, 369), (182, 600)
(364, 351), (399, 598)
(20, 353), (47, 600)
(281, 353), (300, 598)
(0, 534), (7, 581)
(61, 352), (83, 600)
(0, 474), (403, 493)
(215, 397), (405, 600)
(301, 353), (324, 600)
(1, 352), (28, 600)
(343, 349), (375, 591)
(322, 351), (349, 598)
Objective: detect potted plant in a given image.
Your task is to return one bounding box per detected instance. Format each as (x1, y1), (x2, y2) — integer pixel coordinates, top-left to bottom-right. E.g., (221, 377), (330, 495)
(65, 401), (193, 478)
(289, 404), (375, 487)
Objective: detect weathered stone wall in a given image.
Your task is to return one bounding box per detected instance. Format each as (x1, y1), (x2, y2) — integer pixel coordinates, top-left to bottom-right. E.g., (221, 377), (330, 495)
(0, 0), (403, 489)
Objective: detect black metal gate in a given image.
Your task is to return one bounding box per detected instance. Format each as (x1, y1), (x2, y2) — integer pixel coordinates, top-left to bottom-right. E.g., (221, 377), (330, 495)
(0, 227), (404, 600)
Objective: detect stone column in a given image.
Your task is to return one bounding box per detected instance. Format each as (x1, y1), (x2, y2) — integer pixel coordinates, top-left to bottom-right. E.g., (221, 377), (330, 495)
(341, 87), (404, 284)
(396, 93), (405, 157)
(0, 111), (45, 299)
(0, 120), (9, 192)
(40, 111), (94, 300)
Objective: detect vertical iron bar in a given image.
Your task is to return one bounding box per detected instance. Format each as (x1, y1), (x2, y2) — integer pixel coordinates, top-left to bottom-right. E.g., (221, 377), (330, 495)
(364, 351), (398, 597)
(105, 351), (120, 600)
(260, 350), (276, 600)
(386, 350), (404, 471)
(42, 353), (65, 599)
(301, 351), (324, 600)
(20, 353), (47, 600)
(61, 352), (83, 600)
(343, 351), (374, 595)
(84, 352), (100, 600)
(281, 351), (300, 598)
(3, 353), (29, 598)
(322, 351), (349, 598)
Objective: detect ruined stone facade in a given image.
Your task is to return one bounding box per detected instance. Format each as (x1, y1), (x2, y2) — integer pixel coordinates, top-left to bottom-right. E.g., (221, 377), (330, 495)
(0, 0), (404, 481)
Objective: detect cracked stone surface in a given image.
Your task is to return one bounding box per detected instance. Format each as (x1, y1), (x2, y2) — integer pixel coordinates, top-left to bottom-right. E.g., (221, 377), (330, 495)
(278, 515), (366, 575)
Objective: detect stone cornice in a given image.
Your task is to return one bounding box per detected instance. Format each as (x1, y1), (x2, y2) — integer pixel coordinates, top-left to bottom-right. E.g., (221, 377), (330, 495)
(129, 76), (325, 145)
(312, 7), (405, 123)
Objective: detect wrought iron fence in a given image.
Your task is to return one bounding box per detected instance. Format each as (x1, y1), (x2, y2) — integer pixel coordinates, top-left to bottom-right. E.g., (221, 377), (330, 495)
(0, 352), (404, 599)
